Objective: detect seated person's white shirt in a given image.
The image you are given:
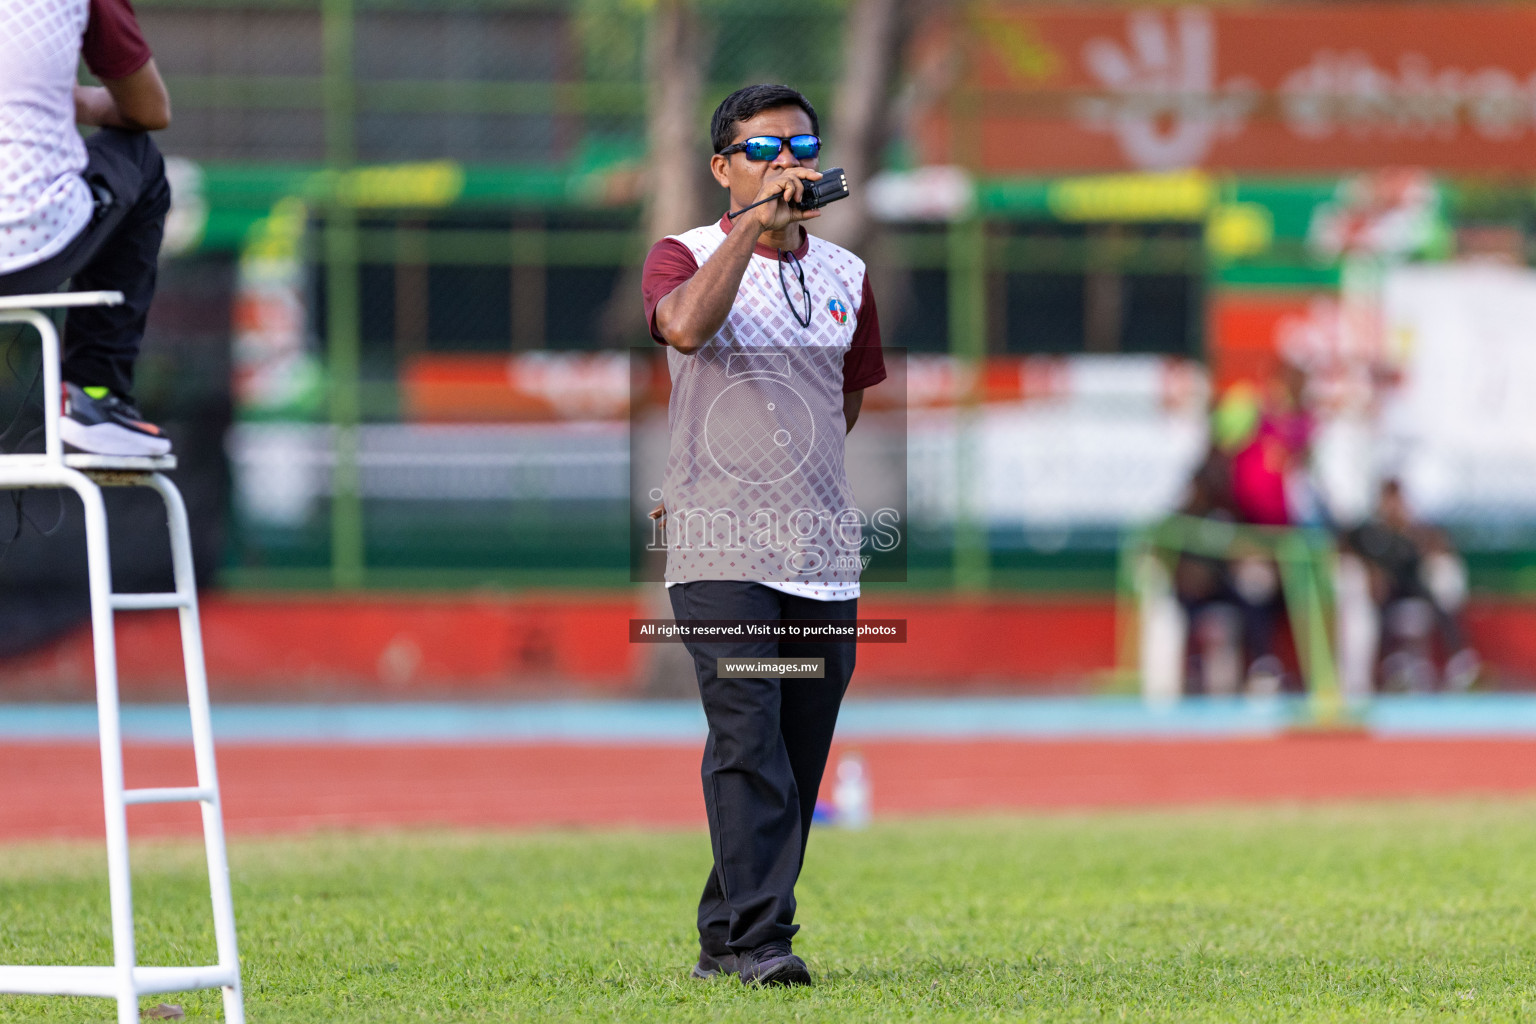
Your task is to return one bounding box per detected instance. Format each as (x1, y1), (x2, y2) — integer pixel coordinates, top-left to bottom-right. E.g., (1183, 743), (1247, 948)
(0, 0), (95, 275)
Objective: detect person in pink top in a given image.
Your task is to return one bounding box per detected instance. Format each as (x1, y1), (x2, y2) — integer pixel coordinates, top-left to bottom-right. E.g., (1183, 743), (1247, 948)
(1229, 361), (1314, 527)
(0, 0), (174, 456)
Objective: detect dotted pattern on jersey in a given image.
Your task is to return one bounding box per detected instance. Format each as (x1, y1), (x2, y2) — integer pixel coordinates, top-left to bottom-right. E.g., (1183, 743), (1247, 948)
(662, 223), (868, 591)
(0, 0), (94, 273)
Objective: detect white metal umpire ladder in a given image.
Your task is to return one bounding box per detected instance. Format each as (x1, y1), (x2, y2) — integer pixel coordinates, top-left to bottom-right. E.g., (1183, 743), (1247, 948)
(0, 292), (244, 1024)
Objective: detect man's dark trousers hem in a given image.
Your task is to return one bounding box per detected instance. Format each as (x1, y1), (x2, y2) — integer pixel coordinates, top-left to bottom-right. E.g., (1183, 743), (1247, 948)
(0, 128), (170, 399)
(668, 580), (856, 956)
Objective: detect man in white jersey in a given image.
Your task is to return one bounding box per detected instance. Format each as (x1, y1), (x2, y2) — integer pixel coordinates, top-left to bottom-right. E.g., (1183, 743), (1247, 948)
(641, 84), (885, 987)
(0, 0), (174, 456)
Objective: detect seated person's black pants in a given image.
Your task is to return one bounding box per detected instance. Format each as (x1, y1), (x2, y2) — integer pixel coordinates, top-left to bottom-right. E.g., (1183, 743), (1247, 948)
(668, 580), (857, 956)
(0, 128), (170, 400)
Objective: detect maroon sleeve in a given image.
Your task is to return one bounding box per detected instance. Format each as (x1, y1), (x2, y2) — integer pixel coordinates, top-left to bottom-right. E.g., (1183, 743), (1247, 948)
(82, 0), (153, 81)
(641, 238), (700, 346)
(842, 275), (886, 392)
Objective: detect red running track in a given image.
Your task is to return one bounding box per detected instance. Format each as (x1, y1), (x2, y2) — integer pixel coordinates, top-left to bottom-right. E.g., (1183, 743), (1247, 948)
(7, 736), (1536, 841)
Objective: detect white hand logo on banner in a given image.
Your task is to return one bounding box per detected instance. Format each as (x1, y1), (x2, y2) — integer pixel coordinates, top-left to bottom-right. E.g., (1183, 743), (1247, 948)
(1079, 7), (1257, 169)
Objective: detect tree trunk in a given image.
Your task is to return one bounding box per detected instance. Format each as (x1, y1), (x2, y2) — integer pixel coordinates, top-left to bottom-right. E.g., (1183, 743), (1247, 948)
(599, 0), (710, 346)
(814, 0), (912, 253)
(627, 1), (712, 696)
(644, 0), (709, 241)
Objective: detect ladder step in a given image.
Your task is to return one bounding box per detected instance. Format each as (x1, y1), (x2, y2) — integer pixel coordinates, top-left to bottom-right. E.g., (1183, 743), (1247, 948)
(110, 592), (190, 610)
(135, 964), (240, 996)
(123, 786), (214, 806)
(0, 290), (124, 311)
(0, 965), (117, 997)
(64, 452), (177, 472)
(0, 963), (236, 997)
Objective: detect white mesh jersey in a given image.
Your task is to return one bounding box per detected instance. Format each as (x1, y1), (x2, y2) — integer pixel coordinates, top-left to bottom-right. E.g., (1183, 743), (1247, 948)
(0, 0), (95, 274)
(662, 221), (870, 601)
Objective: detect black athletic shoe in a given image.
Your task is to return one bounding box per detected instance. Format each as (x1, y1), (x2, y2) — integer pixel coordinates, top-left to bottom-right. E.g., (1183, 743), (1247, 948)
(61, 382), (171, 457)
(689, 951), (740, 979)
(738, 941), (811, 987)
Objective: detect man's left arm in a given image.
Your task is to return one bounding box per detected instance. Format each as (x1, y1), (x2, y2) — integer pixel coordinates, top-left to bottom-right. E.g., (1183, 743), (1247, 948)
(76, 0), (169, 131)
(843, 390), (863, 433)
(75, 59), (170, 130)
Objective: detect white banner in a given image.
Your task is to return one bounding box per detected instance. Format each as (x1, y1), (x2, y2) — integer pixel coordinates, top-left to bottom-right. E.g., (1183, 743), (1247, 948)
(1382, 263), (1536, 522)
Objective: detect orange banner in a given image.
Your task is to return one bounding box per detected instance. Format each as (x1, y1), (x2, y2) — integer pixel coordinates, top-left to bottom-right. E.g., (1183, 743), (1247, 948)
(915, 4), (1536, 172)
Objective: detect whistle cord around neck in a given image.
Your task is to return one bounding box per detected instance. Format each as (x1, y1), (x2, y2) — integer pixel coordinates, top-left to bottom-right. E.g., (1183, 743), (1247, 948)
(778, 249), (811, 329)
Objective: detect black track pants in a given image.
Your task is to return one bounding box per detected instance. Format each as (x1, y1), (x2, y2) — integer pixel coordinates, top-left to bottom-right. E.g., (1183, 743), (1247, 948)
(667, 580), (856, 955)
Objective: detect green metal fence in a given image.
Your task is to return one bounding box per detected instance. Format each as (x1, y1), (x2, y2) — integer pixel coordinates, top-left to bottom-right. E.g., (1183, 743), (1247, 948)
(1117, 515), (1344, 717)
(123, 0), (1424, 595)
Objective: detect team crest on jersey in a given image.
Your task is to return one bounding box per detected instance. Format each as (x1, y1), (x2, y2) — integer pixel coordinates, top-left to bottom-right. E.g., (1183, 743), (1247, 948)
(827, 298), (849, 325)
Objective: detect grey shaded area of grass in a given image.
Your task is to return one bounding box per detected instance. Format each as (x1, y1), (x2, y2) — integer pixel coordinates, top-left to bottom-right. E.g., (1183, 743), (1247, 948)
(4, 801), (1536, 1021)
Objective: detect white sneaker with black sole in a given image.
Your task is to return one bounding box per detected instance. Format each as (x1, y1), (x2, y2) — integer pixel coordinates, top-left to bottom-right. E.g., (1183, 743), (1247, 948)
(61, 382), (172, 457)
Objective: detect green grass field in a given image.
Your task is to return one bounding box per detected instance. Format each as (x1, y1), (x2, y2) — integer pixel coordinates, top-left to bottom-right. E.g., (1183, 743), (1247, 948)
(5, 800), (1536, 1022)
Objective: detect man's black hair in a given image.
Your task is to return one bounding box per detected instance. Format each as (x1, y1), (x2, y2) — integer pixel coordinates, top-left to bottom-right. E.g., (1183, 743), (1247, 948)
(710, 84), (820, 155)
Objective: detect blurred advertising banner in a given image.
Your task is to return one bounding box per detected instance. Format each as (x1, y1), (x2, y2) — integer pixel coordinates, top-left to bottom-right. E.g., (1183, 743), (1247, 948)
(402, 353), (631, 422)
(229, 354), (1206, 540)
(1382, 264), (1536, 529)
(908, 356), (1207, 534)
(917, 5), (1536, 171)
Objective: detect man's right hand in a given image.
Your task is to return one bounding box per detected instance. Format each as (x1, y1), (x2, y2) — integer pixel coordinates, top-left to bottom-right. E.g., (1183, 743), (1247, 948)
(745, 168), (824, 234)
(655, 169), (823, 354)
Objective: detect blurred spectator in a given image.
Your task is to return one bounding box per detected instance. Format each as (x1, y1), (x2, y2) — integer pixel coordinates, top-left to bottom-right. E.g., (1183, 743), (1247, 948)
(1171, 361), (1336, 695)
(1171, 445), (1286, 696)
(1340, 479), (1480, 693)
(1229, 361), (1317, 528)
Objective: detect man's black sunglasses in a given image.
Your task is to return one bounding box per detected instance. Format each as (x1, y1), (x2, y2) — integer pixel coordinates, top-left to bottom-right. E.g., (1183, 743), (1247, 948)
(717, 134), (821, 161)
